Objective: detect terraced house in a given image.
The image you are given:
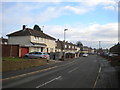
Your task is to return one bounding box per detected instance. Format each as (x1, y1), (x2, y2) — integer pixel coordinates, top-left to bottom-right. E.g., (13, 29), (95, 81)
(56, 39), (80, 58)
(7, 25), (56, 57)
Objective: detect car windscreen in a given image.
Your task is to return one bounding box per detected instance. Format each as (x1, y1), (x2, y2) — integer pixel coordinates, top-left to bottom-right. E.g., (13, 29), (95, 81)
(29, 52), (35, 54)
(34, 52), (42, 54)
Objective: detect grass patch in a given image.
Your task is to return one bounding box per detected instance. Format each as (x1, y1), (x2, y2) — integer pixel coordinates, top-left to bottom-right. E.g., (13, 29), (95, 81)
(2, 57), (48, 72)
(2, 57), (57, 72)
(2, 57), (29, 62)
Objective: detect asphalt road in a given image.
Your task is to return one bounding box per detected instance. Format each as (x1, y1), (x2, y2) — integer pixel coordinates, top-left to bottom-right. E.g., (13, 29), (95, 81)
(2, 55), (119, 88)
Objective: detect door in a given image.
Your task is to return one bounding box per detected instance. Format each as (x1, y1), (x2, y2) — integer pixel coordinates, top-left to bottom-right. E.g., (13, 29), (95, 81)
(47, 48), (48, 53)
(41, 47), (43, 52)
(21, 47), (29, 57)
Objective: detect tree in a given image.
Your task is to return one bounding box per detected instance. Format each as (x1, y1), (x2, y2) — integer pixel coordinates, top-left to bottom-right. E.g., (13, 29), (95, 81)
(76, 41), (83, 51)
(76, 41), (83, 47)
(33, 24), (41, 31)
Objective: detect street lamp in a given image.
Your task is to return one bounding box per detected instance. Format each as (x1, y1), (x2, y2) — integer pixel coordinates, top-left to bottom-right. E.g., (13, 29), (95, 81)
(63, 29), (68, 60)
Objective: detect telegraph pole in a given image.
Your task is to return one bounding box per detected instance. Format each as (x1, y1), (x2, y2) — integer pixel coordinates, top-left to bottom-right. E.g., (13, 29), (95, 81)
(97, 41), (101, 55)
(99, 41), (101, 49)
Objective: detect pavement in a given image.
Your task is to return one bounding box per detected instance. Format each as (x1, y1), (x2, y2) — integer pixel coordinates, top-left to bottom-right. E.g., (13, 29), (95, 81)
(2, 55), (119, 88)
(95, 56), (119, 88)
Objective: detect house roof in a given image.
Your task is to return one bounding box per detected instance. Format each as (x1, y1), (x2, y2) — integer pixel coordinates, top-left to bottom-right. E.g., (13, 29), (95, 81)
(56, 39), (78, 50)
(7, 28), (56, 40)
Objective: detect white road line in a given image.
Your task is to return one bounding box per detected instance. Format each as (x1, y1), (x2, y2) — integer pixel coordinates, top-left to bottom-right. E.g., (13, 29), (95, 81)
(93, 66), (102, 88)
(68, 67), (79, 73)
(60, 60), (75, 67)
(36, 76), (62, 88)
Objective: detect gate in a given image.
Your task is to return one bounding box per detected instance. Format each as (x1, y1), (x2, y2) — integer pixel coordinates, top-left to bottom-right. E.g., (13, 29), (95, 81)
(21, 47), (29, 57)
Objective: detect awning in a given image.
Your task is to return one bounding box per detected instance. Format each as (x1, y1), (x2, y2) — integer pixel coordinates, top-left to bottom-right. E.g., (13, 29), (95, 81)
(30, 42), (47, 47)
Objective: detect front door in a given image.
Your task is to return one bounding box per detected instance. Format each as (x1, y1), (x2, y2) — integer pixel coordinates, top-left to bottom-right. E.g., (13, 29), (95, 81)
(47, 48), (48, 53)
(41, 47), (43, 52)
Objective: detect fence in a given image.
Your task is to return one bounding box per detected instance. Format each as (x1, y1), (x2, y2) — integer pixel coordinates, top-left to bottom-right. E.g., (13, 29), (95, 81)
(2, 44), (19, 57)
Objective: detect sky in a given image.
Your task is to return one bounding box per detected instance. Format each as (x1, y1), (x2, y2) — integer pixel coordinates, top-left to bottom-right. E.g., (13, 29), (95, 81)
(1, 0), (119, 49)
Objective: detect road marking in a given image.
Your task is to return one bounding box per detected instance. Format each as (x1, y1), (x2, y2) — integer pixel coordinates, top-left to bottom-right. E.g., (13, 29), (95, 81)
(92, 66), (102, 88)
(60, 60), (76, 67)
(68, 67), (79, 73)
(1, 66), (58, 81)
(36, 76), (62, 88)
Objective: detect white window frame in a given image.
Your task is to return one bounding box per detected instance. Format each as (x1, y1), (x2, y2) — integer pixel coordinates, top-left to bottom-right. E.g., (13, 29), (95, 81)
(65, 45), (67, 48)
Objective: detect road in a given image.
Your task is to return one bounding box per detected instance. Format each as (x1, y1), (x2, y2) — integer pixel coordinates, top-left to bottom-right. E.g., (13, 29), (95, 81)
(2, 55), (119, 88)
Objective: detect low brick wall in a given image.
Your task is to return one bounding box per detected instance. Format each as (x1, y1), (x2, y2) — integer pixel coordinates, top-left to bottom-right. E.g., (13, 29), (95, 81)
(2, 59), (47, 72)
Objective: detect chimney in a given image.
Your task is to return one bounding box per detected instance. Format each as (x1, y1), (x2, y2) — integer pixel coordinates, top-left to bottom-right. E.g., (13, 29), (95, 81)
(23, 25), (26, 30)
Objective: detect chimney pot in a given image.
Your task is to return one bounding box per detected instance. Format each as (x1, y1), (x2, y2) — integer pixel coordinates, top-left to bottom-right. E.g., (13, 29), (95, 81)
(23, 25), (26, 30)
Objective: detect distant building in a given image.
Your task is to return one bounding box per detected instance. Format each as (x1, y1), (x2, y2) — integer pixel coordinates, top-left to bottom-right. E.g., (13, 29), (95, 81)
(55, 39), (64, 52)
(56, 39), (80, 59)
(0, 37), (8, 44)
(82, 46), (89, 54)
(82, 46), (94, 54)
(88, 47), (94, 54)
(110, 43), (120, 55)
(56, 39), (80, 53)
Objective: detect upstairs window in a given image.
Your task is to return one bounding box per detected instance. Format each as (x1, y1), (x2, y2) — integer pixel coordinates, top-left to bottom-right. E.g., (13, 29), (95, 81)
(69, 45), (71, 48)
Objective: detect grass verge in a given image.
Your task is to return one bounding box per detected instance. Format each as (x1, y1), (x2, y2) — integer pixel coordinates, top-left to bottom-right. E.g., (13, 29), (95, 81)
(2, 57), (48, 72)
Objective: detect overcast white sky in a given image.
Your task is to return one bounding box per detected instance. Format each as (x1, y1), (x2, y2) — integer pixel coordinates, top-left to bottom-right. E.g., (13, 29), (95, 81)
(1, 0), (119, 49)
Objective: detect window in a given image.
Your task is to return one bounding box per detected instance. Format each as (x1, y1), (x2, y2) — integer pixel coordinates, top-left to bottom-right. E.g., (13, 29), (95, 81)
(29, 52), (35, 54)
(34, 48), (37, 51)
(69, 45), (71, 48)
(36, 37), (38, 40)
(35, 52), (39, 54)
(38, 52), (42, 54)
(65, 45), (67, 48)
(72, 46), (74, 49)
(50, 48), (53, 52)
(34, 37), (36, 40)
(41, 38), (43, 41)
(34, 36), (39, 40)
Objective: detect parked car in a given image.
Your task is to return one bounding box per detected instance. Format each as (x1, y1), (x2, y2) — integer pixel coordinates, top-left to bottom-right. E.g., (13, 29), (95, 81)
(24, 52), (50, 60)
(82, 53), (88, 57)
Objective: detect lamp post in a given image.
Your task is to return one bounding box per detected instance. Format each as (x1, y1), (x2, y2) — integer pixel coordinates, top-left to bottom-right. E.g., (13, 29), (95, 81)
(63, 29), (68, 60)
